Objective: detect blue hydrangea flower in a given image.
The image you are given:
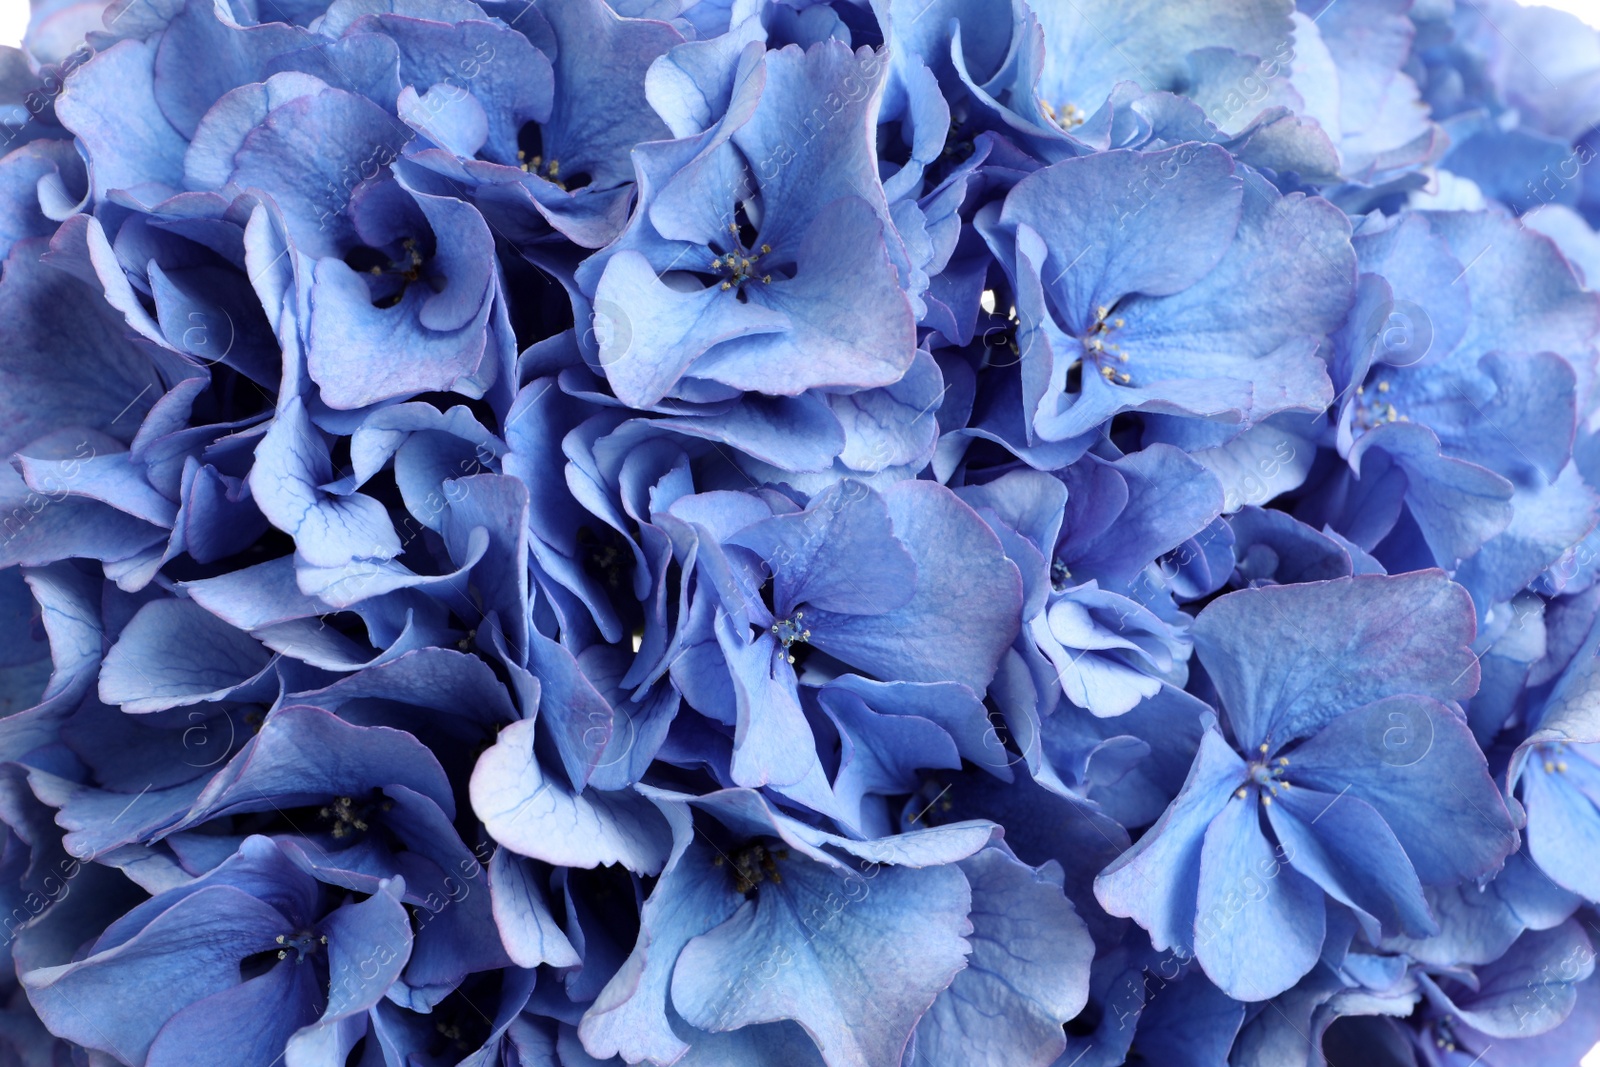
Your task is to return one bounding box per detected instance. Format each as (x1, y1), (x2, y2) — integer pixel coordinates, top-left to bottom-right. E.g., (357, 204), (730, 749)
(1096, 573), (1515, 1000)
(977, 143), (1356, 447)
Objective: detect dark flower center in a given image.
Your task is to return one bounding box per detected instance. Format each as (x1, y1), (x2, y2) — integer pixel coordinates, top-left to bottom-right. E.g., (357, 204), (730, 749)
(514, 122), (592, 191)
(578, 524), (635, 591)
(344, 239), (441, 309)
(275, 929), (327, 963)
(714, 840), (790, 896)
(1431, 1015), (1461, 1053)
(427, 983), (495, 1054)
(318, 792), (392, 840)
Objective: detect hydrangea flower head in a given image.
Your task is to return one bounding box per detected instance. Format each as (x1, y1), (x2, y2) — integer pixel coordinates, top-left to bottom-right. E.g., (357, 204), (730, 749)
(3, 0), (1600, 1064)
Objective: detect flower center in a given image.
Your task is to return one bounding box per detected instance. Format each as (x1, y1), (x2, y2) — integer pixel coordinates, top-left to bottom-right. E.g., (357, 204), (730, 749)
(1353, 376), (1407, 429)
(578, 525), (634, 591)
(349, 238), (433, 309)
(713, 841), (789, 896)
(770, 611), (811, 664)
(1236, 746), (1292, 804)
(711, 226), (773, 291)
(1540, 741), (1572, 775)
(1041, 100), (1087, 130)
(275, 930), (327, 963)
(518, 151), (569, 190)
(1080, 305), (1131, 385)
(319, 793), (391, 839)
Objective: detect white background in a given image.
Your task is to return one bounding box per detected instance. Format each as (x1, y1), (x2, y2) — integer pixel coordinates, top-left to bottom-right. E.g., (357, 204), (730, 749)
(1542, 0), (1600, 23)
(0, 0), (25, 49)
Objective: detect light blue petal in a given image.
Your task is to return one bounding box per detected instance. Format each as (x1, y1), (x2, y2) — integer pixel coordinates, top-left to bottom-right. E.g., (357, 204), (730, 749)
(98, 597), (271, 714)
(1095, 725), (1244, 956)
(488, 846), (581, 970)
(1287, 696), (1518, 885)
(670, 858), (972, 1067)
(56, 39), (186, 202)
(470, 718), (672, 874)
(145, 955), (322, 1067)
(726, 480), (916, 616)
(182, 705), (455, 825)
(1523, 758), (1600, 901)
(1193, 788), (1325, 1001)
(248, 397), (402, 570)
(579, 802), (741, 1064)
(914, 849), (1091, 1067)
(1191, 571), (1478, 751)
(22, 885), (287, 1062)
(1266, 784), (1435, 940)
(802, 480), (1023, 692)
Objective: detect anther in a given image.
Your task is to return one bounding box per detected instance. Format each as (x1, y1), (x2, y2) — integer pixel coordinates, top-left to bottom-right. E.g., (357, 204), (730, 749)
(770, 611), (811, 662)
